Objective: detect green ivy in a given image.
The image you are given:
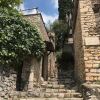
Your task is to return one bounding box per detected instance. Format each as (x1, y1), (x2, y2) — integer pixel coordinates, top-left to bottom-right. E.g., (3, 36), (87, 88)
(0, 8), (45, 68)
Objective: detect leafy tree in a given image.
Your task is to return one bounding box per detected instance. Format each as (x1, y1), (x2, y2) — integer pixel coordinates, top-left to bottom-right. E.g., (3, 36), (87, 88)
(51, 20), (68, 51)
(0, 8), (45, 68)
(0, 0), (22, 8)
(58, 0), (73, 21)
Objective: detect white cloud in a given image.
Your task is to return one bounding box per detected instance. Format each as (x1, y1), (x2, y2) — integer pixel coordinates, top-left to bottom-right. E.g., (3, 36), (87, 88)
(51, 0), (58, 9)
(41, 12), (58, 24)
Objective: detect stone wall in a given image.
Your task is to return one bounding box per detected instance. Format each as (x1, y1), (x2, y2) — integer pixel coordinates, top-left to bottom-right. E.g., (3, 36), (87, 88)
(0, 67), (17, 99)
(42, 52), (48, 81)
(74, 7), (85, 83)
(48, 32), (56, 79)
(74, 0), (100, 83)
(48, 52), (56, 78)
(21, 56), (42, 91)
(82, 83), (100, 100)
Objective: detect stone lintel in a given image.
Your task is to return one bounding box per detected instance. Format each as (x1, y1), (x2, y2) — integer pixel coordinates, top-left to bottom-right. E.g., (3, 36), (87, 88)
(84, 37), (100, 46)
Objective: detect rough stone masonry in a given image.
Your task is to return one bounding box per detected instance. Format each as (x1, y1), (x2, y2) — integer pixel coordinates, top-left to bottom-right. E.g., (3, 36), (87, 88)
(73, 0), (100, 99)
(74, 0), (100, 83)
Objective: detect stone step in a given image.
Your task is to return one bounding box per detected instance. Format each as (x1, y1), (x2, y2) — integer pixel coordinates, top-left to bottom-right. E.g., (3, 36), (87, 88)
(41, 84), (66, 89)
(20, 98), (83, 100)
(48, 81), (75, 85)
(42, 92), (82, 98)
(45, 88), (78, 93)
(57, 73), (73, 76)
(48, 78), (73, 81)
(42, 84), (77, 89)
(50, 75), (72, 78)
(58, 70), (74, 73)
(49, 78), (73, 81)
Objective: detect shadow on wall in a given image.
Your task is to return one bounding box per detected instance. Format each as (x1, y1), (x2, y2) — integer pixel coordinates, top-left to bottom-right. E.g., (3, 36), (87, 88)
(61, 52), (74, 70)
(16, 56), (41, 91)
(16, 57), (31, 91)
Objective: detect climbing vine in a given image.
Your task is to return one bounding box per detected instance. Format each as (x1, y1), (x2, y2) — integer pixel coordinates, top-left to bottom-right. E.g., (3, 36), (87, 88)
(0, 8), (45, 68)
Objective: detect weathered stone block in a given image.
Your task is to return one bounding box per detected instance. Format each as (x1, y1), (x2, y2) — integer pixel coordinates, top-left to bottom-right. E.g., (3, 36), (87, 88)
(90, 69), (97, 73)
(85, 63), (93, 68)
(84, 37), (100, 46)
(85, 69), (89, 72)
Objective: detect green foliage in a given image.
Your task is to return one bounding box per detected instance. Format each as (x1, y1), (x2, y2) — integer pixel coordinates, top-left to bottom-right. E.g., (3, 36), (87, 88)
(56, 50), (62, 64)
(0, 0), (22, 8)
(0, 8), (45, 67)
(58, 0), (73, 21)
(51, 20), (68, 51)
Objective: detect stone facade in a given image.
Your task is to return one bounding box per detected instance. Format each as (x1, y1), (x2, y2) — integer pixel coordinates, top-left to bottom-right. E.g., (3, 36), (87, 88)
(0, 12), (55, 99)
(74, 6), (85, 83)
(23, 13), (49, 41)
(48, 32), (56, 79)
(21, 56), (42, 91)
(73, 0), (100, 83)
(0, 67), (17, 99)
(22, 13), (55, 89)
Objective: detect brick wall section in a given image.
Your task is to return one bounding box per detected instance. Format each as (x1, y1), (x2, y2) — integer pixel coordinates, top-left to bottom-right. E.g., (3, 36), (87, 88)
(74, 0), (100, 83)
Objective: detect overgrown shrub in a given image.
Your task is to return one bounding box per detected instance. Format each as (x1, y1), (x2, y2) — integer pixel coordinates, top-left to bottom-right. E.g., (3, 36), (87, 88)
(0, 8), (45, 68)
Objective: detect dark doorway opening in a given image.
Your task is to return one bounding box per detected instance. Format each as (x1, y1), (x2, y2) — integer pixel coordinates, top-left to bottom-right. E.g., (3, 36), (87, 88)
(16, 62), (23, 91)
(57, 43), (75, 88)
(42, 53), (48, 81)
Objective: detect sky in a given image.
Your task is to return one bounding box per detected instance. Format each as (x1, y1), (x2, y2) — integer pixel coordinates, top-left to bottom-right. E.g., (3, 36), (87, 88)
(20, 0), (58, 24)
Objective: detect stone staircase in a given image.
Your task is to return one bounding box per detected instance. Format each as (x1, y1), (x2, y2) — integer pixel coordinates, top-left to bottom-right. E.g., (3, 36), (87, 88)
(20, 70), (83, 100)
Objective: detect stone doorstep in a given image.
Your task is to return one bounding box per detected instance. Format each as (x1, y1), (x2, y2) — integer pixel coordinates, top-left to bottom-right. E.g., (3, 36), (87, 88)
(20, 98), (83, 100)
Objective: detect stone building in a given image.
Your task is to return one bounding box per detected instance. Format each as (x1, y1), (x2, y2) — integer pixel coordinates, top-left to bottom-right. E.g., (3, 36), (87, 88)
(0, 8), (55, 99)
(73, 0), (100, 99)
(0, 1), (100, 99)
(73, 0), (100, 83)
(21, 9), (55, 91)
